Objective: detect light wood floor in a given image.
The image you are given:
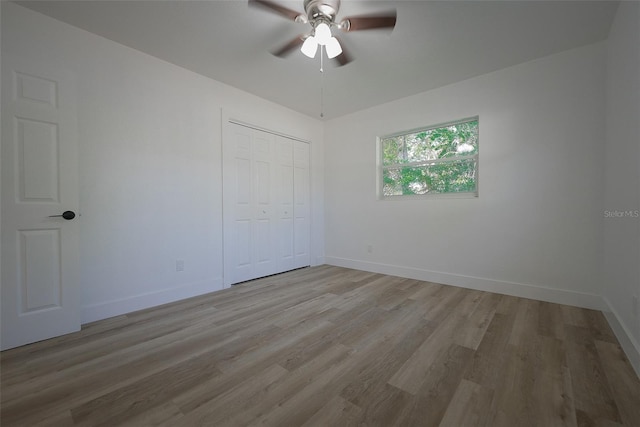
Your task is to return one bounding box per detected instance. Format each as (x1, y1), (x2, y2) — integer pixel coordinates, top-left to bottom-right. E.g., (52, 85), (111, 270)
(1, 265), (639, 426)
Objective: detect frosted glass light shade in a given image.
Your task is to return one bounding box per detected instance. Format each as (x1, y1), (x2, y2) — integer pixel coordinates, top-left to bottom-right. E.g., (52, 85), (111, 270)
(325, 37), (342, 59)
(314, 22), (332, 45)
(301, 36), (318, 58)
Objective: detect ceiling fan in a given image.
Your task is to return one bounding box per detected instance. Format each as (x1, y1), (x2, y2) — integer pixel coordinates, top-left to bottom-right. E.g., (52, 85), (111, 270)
(249, 0), (397, 66)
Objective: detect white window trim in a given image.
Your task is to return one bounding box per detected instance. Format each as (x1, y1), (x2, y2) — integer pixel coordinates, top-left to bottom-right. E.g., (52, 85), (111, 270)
(378, 116), (479, 200)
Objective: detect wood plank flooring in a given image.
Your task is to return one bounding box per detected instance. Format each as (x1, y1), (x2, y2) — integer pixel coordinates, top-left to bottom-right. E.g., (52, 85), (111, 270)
(1, 265), (639, 426)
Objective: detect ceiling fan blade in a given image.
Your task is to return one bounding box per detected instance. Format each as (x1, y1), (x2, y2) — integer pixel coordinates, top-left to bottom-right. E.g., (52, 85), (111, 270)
(333, 39), (353, 66)
(340, 12), (397, 32)
(272, 35), (305, 57)
(249, 0), (305, 22)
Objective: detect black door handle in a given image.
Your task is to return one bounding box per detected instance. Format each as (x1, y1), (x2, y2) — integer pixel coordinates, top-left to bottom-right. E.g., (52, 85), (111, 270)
(49, 211), (76, 220)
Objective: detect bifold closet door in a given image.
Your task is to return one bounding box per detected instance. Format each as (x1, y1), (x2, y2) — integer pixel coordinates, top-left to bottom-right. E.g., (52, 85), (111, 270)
(293, 141), (310, 268)
(275, 136), (310, 271)
(223, 123), (310, 286)
(275, 136), (296, 273)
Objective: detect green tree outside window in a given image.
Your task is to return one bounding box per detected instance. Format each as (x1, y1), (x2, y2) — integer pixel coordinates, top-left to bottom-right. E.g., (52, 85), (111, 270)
(381, 118), (478, 197)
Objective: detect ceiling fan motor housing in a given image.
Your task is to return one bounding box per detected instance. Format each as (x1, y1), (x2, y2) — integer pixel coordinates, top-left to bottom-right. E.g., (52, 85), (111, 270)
(304, 0), (340, 23)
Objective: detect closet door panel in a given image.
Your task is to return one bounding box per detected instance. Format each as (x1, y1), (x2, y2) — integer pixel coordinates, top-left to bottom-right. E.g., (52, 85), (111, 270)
(293, 141), (310, 268)
(276, 137), (295, 272)
(224, 124), (254, 284)
(252, 131), (277, 278)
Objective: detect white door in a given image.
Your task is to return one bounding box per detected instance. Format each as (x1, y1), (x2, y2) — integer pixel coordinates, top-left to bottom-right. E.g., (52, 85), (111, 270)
(223, 123), (277, 286)
(252, 129), (278, 279)
(275, 136), (295, 272)
(223, 122), (310, 286)
(293, 141), (310, 268)
(1, 57), (80, 350)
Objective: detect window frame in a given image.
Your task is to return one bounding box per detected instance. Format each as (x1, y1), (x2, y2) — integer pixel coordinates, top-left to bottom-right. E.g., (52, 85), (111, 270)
(378, 116), (479, 200)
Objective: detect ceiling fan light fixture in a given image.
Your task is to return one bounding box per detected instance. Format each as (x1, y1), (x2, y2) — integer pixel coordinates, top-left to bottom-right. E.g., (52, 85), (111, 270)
(314, 22), (332, 45)
(325, 36), (342, 58)
(252, 0), (397, 67)
(301, 36), (319, 58)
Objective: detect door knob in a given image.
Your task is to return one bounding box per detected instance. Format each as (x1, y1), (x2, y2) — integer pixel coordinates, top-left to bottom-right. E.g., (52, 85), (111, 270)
(49, 210), (76, 220)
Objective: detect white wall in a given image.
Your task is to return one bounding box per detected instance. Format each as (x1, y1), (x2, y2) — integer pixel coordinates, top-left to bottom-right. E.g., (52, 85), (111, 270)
(324, 42), (606, 309)
(603, 1), (640, 375)
(2, 3), (324, 323)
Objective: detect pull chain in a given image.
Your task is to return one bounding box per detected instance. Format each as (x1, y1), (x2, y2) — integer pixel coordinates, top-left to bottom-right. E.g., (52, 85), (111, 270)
(320, 45), (325, 118)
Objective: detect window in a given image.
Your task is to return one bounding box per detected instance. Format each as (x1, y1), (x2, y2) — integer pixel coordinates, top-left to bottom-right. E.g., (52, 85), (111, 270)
(380, 117), (479, 198)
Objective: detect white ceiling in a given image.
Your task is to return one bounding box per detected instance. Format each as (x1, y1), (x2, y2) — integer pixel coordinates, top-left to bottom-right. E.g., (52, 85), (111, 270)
(16, 0), (619, 120)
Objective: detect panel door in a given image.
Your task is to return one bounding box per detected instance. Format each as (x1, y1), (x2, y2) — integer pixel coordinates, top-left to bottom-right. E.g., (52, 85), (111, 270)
(223, 122), (310, 286)
(275, 136), (295, 272)
(223, 125), (253, 285)
(293, 141), (310, 268)
(1, 57), (81, 350)
(223, 123), (278, 285)
(252, 130), (278, 279)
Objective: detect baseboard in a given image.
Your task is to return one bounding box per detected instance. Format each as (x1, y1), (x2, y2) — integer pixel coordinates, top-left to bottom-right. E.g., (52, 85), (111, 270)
(602, 298), (640, 378)
(324, 257), (605, 310)
(81, 277), (224, 324)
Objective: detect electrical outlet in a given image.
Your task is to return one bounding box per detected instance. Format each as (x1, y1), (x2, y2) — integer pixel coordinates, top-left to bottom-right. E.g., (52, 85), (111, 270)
(176, 260), (184, 272)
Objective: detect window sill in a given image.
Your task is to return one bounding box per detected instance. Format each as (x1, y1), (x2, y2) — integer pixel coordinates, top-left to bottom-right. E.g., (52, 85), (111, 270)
(378, 192), (478, 201)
